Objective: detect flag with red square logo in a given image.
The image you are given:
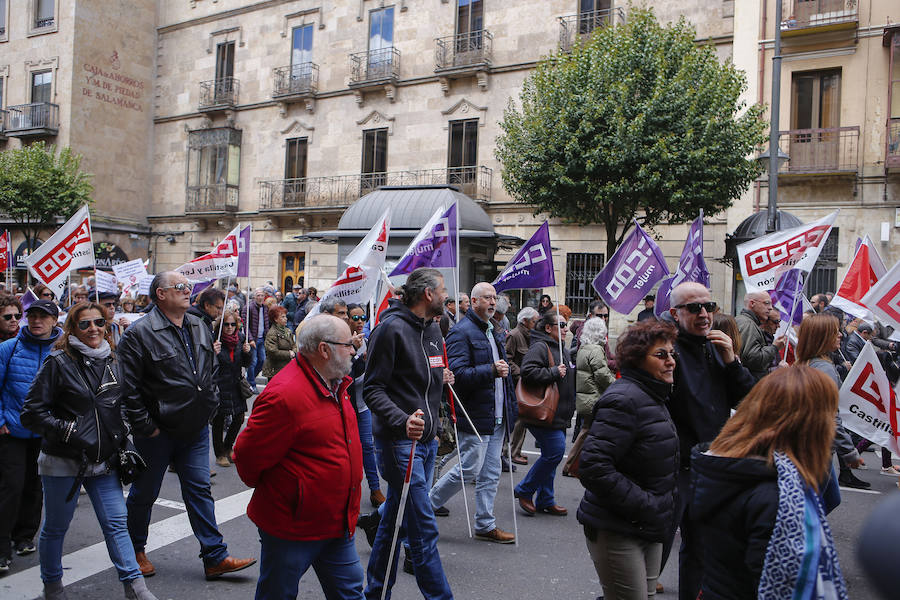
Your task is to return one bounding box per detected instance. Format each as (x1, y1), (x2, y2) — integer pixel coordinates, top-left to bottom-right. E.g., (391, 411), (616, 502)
(24, 206), (94, 298)
(0, 230), (10, 272)
(861, 259), (900, 332)
(839, 341), (900, 454)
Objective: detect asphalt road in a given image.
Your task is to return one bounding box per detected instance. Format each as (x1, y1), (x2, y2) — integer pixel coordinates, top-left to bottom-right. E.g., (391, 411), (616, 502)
(1, 420), (893, 600)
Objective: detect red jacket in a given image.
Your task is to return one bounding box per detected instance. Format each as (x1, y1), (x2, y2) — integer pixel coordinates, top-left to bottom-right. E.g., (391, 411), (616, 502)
(233, 354), (362, 541)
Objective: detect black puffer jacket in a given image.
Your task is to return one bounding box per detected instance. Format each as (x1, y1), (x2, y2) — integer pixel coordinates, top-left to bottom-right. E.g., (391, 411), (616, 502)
(364, 300), (445, 442)
(690, 445), (778, 600)
(520, 329), (575, 430)
(21, 349), (126, 464)
(215, 333), (251, 415)
(117, 305), (219, 439)
(576, 368), (679, 543)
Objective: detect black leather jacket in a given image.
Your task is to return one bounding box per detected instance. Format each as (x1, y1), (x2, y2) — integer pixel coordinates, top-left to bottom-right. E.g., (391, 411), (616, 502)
(22, 349), (126, 464)
(117, 305), (219, 438)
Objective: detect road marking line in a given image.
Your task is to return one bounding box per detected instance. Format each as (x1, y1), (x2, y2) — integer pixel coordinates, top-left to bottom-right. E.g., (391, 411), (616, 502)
(0, 490), (252, 600)
(521, 450), (569, 459)
(121, 490), (187, 512)
(838, 486), (881, 495)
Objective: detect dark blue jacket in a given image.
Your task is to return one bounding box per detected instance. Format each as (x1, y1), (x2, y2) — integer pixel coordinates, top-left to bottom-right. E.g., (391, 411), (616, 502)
(0, 326), (63, 439)
(445, 310), (515, 436)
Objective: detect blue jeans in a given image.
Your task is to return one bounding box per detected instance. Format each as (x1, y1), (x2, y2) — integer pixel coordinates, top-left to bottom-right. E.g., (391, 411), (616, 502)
(365, 438), (452, 600)
(430, 422), (504, 533)
(127, 428), (228, 566)
(41, 471), (142, 583)
(357, 409), (381, 493)
(256, 529), (363, 600)
(248, 337), (266, 387)
(515, 427), (565, 509)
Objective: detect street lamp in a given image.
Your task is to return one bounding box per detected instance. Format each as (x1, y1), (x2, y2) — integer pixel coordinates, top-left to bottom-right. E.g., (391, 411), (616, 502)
(766, 0), (785, 234)
(756, 147), (790, 173)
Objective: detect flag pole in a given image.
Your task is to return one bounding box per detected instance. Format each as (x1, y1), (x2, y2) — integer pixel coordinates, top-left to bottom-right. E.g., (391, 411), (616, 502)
(555, 285), (564, 359)
(86, 207), (99, 304)
(455, 201), (461, 323)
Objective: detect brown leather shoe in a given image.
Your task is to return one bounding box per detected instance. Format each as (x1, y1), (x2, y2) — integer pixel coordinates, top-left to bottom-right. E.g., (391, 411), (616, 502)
(135, 551), (155, 577)
(204, 556), (257, 580)
(656, 583), (664, 593)
(539, 505), (568, 516)
(370, 489), (386, 508)
(515, 492), (536, 516)
(475, 527), (516, 544)
(511, 455), (528, 465)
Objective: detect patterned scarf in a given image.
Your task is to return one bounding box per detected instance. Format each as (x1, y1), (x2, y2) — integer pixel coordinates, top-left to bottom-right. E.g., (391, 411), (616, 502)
(757, 452), (848, 600)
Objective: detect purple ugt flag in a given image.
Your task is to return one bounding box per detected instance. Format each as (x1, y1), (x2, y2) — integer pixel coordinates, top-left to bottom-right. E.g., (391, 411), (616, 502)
(390, 203), (457, 276)
(492, 222), (555, 292)
(655, 214), (710, 317)
(237, 225), (251, 278)
(770, 268), (805, 326)
(593, 221), (670, 315)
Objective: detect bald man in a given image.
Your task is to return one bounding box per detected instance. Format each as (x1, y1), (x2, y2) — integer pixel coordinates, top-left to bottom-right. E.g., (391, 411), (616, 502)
(735, 291), (784, 380)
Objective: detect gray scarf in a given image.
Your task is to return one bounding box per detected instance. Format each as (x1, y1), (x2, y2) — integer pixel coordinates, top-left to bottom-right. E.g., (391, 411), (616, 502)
(69, 337), (111, 360)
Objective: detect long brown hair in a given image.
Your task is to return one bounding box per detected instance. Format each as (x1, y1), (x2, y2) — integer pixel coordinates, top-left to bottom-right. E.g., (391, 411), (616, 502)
(795, 313), (839, 363)
(55, 301), (113, 357)
(712, 313), (742, 356)
(709, 365), (836, 489)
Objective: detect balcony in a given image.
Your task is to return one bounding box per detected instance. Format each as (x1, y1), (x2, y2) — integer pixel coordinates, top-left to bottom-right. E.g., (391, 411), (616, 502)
(559, 8), (626, 53)
(259, 165), (493, 212)
(349, 47), (400, 87)
(5, 103), (59, 137)
(435, 30), (493, 72)
(198, 77), (240, 112)
(887, 118), (900, 170)
(186, 184), (239, 214)
(780, 0), (858, 37)
(776, 126), (859, 176)
(273, 63), (319, 99)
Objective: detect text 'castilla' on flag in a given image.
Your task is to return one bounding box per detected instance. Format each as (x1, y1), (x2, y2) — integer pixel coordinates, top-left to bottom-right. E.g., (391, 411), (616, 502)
(593, 220), (669, 315)
(24, 205), (95, 298)
(839, 341), (900, 455)
(176, 224), (247, 283)
(491, 221), (555, 292)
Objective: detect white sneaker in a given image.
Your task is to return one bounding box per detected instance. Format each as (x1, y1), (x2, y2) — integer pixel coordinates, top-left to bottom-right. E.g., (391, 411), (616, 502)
(880, 466), (900, 476)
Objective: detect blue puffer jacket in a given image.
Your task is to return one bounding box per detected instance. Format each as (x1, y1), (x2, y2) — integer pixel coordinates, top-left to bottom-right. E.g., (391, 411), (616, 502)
(0, 326), (62, 439)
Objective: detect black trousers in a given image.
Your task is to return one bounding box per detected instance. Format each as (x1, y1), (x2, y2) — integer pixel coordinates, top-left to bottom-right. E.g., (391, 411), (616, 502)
(211, 413), (243, 459)
(660, 468), (703, 600)
(0, 436), (43, 558)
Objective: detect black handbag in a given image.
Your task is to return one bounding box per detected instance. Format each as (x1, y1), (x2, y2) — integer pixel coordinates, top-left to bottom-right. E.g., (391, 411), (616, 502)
(116, 438), (148, 486)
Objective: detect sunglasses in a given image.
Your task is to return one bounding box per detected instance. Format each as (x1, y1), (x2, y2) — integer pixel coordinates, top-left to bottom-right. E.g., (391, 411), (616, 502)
(594, 313), (609, 319)
(650, 350), (678, 360)
(223, 322), (237, 328)
(1, 313), (23, 321)
(350, 315), (366, 322)
(40, 292), (54, 298)
(161, 282), (193, 293)
(77, 318), (107, 331)
(101, 302), (116, 308)
(556, 321), (568, 328)
(674, 302), (717, 314)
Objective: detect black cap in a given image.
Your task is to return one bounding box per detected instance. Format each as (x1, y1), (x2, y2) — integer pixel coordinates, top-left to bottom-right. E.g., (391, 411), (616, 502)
(97, 291), (119, 301)
(857, 322), (874, 333)
(26, 299), (59, 317)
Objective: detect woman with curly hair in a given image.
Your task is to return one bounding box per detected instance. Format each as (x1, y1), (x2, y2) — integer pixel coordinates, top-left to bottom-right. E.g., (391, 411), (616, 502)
(576, 319), (679, 600)
(261, 305), (296, 379)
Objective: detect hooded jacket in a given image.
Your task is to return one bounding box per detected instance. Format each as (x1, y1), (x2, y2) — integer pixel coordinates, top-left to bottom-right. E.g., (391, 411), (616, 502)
(364, 300), (445, 442)
(690, 445), (778, 600)
(520, 328), (576, 430)
(576, 368), (678, 543)
(0, 326), (63, 439)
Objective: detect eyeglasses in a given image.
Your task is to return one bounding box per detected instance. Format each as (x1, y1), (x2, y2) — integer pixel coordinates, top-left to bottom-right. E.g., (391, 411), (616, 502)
(324, 340), (355, 348)
(223, 322), (237, 328)
(40, 292), (54, 298)
(1, 313), (22, 321)
(160, 283), (193, 293)
(77, 318), (107, 331)
(674, 302), (717, 314)
(649, 350), (678, 361)
(350, 315), (366, 321)
(101, 302), (116, 308)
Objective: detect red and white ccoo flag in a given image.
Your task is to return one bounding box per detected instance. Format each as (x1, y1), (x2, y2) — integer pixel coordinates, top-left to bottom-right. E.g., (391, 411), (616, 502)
(861, 259), (900, 332)
(829, 238), (886, 323)
(839, 342), (900, 454)
(24, 206), (94, 298)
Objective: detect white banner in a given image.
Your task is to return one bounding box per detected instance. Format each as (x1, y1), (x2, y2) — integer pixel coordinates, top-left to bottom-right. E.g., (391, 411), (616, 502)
(838, 342), (900, 455)
(176, 225), (241, 283)
(861, 259), (900, 332)
(24, 206), (94, 298)
(736, 211), (838, 290)
(95, 269), (118, 294)
(304, 266), (379, 322)
(344, 209), (390, 270)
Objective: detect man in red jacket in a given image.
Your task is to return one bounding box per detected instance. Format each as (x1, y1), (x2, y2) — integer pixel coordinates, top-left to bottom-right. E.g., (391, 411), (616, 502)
(233, 314), (364, 599)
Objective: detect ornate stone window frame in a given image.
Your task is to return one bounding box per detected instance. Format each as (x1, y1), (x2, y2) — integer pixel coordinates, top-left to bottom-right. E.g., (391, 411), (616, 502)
(0, 65), (8, 108)
(441, 98), (487, 130)
(207, 26), (244, 54)
(281, 7), (325, 37)
(356, 110), (394, 140)
(279, 119), (316, 145)
(26, 0), (58, 37)
(24, 56), (59, 100)
(357, 0), (407, 22)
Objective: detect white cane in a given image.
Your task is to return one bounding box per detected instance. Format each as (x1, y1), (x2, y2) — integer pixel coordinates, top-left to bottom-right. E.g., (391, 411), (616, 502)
(381, 415), (420, 600)
(446, 383), (474, 539)
(446, 383), (483, 444)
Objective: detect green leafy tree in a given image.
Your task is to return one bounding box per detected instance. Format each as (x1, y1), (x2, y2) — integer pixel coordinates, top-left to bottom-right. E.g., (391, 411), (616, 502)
(495, 7), (766, 258)
(0, 142), (93, 250)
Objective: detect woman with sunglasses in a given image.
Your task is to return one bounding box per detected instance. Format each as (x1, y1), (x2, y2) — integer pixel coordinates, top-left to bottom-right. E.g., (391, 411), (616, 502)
(120, 296), (136, 314)
(261, 305), (296, 380)
(20, 302), (157, 600)
(33, 284), (56, 304)
(210, 310), (251, 468)
(576, 319), (679, 600)
(0, 293), (22, 342)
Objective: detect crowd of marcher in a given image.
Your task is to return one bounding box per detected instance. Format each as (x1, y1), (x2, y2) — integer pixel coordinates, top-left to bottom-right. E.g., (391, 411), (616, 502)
(0, 266), (888, 600)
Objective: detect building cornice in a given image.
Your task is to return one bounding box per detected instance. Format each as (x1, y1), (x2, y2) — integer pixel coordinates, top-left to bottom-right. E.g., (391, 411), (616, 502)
(158, 0), (296, 35)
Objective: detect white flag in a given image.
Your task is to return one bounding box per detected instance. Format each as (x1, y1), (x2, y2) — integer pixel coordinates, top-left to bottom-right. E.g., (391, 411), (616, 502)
(344, 209), (390, 270)
(736, 211), (838, 291)
(24, 206), (94, 298)
(95, 269), (118, 294)
(304, 266), (379, 322)
(839, 342), (900, 454)
(176, 225), (241, 283)
(861, 259), (900, 332)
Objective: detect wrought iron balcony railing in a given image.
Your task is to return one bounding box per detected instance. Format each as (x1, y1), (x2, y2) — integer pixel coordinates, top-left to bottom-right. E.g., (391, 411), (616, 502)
(259, 165), (493, 211)
(199, 77), (240, 110)
(559, 7), (625, 53)
(186, 184), (239, 213)
(887, 118), (900, 169)
(35, 17), (54, 29)
(273, 63), (319, 98)
(5, 103), (59, 135)
(349, 47), (400, 86)
(776, 126), (859, 174)
(435, 30), (493, 71)
(781, 0), (858, 32)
